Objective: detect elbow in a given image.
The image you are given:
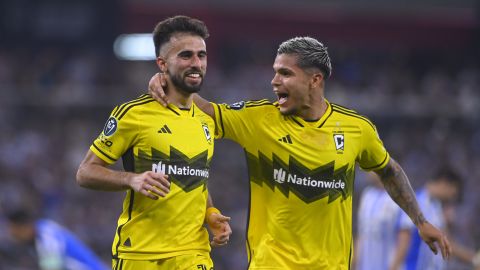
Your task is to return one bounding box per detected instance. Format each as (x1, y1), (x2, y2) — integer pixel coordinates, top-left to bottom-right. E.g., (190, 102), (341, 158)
(76, 165), (89, 187)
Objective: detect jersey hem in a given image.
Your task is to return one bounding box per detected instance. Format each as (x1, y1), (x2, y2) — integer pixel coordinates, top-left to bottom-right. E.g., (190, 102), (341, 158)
(361, 152), (390, 171)
(114, 249), (211, 260)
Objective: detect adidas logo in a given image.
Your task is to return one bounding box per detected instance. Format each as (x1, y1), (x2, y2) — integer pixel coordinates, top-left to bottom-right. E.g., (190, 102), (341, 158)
(158, 125), (172, 134)
(278, 134), (293, 144)
(123, 237), (131, 247)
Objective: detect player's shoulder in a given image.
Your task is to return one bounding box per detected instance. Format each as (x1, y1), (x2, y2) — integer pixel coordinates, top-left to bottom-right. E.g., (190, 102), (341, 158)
(111, 94), (156, 120)
(329, 102), (376, 130)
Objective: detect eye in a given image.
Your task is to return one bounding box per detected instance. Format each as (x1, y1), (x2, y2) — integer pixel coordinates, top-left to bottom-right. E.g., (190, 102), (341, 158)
(198, 51), (207, 58)
(178, 51), (193, 59)
(278, 69), (292, 77)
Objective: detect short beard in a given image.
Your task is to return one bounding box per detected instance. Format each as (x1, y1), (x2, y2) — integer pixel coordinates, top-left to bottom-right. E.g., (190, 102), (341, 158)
(168, 70), (202, 94)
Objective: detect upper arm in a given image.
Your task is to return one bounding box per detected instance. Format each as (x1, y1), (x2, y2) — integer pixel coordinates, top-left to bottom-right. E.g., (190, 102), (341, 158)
(80, 149), (109, 168)
(76, 150), (109, 181)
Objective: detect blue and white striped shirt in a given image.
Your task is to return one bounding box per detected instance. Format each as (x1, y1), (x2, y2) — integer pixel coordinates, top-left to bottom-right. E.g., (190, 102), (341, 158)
(401, 188), (446, 270)
(356, 186), (411, 270)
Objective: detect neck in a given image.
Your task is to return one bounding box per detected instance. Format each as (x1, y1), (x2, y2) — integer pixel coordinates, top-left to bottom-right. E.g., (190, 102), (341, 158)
(297, 97), (327, 121)
(167, 87), (193, 108)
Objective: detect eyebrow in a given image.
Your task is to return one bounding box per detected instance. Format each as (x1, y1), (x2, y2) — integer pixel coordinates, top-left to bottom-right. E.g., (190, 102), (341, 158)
(276, 67), (294, 74)
(178, 49), (207, 54)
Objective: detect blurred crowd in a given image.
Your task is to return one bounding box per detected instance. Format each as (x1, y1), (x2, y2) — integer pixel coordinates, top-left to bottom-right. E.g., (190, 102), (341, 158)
(0, 43), (479, 269)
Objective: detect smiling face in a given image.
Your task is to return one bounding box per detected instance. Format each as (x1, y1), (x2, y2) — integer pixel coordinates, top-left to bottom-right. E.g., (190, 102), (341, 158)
(271, 53), (324, 117)
(157, 33), (207, 94)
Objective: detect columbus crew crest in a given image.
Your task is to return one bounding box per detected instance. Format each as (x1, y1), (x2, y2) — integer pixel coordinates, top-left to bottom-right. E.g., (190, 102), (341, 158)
(333, 133), (344, 152)
(202, 123), (212, 144)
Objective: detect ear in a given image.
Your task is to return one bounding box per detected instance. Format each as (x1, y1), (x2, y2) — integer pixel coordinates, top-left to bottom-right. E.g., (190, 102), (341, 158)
(156, 57), (167, 73)
(310, 72), (324, 88)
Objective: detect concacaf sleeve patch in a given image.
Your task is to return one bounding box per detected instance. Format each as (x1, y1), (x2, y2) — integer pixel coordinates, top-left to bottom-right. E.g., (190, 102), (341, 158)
(103, 117), (118, 136)
(226, 101), (245, 110)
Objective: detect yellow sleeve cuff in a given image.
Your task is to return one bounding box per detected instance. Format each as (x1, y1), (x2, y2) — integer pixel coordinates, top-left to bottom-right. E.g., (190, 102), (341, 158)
(205, 207), (221, 223)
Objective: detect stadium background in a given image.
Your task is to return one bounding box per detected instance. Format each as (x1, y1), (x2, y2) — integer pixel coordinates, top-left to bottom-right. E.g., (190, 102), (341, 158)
(0, 0), (479, 269)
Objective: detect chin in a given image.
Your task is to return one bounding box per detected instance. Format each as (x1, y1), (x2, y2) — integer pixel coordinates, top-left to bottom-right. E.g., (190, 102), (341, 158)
(279, 107), (294, 116)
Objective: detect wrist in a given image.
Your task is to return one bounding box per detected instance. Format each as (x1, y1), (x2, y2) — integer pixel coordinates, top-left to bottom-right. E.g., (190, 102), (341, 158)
(121, 172), (135, 189)
(205, 207), (220, 223)
(413, 214), (427, 226)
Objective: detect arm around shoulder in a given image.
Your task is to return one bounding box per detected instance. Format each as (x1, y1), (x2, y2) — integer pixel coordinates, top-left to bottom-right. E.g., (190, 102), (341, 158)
(193, 94), (214, 118)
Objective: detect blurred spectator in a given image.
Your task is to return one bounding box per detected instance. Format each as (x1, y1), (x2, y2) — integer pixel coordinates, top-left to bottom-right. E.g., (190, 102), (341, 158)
(399, 169), (477, 270)
(354, 172), (411, 270)
(0, 207), (108, 270)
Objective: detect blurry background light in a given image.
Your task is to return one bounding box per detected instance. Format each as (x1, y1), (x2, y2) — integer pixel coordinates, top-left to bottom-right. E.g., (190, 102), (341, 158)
(113, 33), (156, 61)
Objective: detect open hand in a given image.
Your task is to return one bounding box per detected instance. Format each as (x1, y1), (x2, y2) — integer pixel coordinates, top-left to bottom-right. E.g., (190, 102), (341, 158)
(418, 222), (451, 260)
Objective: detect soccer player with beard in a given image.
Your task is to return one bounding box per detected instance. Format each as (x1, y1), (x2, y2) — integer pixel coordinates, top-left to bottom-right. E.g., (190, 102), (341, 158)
(149, 37), (451, 269)
(76, 16), (231, 270)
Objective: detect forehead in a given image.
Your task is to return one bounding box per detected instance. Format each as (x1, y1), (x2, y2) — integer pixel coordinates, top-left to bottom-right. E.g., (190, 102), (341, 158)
(273, 53), (300, 70)
(161, 33), (206, 56)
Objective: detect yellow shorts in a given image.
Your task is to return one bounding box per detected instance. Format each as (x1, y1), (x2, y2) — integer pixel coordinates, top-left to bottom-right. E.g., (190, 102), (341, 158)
(113, 253), (214, 270)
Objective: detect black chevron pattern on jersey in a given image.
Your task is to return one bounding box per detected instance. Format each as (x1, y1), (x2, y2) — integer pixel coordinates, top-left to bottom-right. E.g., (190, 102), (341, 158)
(135, 146), (210, 192)
(245, 150), (354, 204)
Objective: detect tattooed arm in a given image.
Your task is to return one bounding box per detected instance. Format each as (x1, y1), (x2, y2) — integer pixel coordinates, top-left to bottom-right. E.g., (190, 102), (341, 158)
(374, 158), (451, 259)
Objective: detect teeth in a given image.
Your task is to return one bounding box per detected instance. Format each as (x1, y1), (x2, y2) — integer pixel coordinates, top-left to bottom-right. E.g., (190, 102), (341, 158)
(188, 74), (200, 78)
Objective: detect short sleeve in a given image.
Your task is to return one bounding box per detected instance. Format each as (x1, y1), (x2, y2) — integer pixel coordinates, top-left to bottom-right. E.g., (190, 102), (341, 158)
(90, 106), (138, 164)
(357, 121), (390, 171)
(212, 100), (259, 145)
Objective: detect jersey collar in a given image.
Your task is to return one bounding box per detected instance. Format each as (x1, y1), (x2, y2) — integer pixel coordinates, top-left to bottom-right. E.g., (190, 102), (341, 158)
(166, 102), (196, 117)
(288, 99), (332, 128)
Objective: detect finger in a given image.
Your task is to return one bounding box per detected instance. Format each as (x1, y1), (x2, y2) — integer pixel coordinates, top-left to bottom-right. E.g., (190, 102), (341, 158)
(438, 237), (447, 259)
(210, 240), (227, 247)
(159, 91), (169, 105)
(149, 172), (170, 187)
(445, 236), (452, 259)
(159, 73), (167, 87)
(210, 213), (231, 223)
(153, 91), (168, 107)
(211, 238), (228, 247)
(428, 241), (438, 255)
(140, 189), (159, 200)
(148, 178), (170, 194)
(441, 235), (451, 259)
(225, 225), (232, 235)
(144, 183), (167, 198)
(215, 234), (230, 243)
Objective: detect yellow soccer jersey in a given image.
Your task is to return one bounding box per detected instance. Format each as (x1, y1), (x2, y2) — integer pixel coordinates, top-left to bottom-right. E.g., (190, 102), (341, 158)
(90, 94), (215, 260)
(213, 99), (390, 269)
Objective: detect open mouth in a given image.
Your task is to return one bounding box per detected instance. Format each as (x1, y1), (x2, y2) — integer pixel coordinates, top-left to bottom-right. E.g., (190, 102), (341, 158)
(185, 72), (202, 84)
(186, 73), (201, 78)
(276, 92), (289, 105)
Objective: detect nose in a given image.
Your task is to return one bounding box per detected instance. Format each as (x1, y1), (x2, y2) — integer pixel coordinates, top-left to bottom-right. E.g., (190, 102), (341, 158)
(191, 55), (202, 68)
(271, 73), (280, 87)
